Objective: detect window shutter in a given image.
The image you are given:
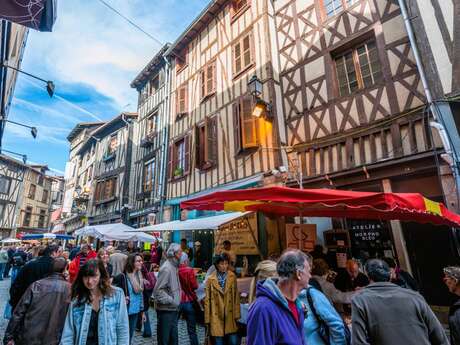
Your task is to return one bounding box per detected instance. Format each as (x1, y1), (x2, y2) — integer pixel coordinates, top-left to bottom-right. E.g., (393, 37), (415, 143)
(206, 116), (218, 165)
(233, 102), (242, 154)
(241, 95), (258, 148)
(195, 125), (201, 168)
(233, 41), (242, 75)
(207, 62), (215, 95)
(167, 144), (173, 181)
(184, 134), (191, 173)
(200, 69), (206, 99)
(183, 85), (188, 114)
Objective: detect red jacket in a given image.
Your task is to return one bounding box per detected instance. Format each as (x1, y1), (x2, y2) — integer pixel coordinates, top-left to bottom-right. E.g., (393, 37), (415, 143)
(178, 265), (198, 303)
(68, 250), (97, 283)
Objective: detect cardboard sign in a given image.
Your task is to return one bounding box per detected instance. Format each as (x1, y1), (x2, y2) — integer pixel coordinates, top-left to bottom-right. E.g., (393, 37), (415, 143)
(214, 213), (259, 255)
(286, 224), (317, 252)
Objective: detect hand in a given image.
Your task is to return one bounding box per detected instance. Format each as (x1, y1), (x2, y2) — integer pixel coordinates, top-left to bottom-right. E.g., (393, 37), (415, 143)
(125, 296), (130, 304)
(142, 313), (147, 323)
(7, 340), (14, 345)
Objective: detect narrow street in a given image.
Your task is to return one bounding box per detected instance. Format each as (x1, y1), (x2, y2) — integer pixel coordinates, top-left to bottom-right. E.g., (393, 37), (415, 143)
(0, 277), (206, 345)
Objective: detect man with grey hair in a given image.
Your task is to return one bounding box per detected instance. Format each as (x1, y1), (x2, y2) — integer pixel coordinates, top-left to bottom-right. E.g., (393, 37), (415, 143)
(153, 243), (182, 345)
(352, 259), (448, 345)
(443, 266), (460, 344)
(247, 249), (311, 345)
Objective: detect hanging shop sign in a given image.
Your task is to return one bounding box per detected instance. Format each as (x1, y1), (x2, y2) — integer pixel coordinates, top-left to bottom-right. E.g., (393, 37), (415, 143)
(286, 224), (317, 252)
(214, 213), (259, 255)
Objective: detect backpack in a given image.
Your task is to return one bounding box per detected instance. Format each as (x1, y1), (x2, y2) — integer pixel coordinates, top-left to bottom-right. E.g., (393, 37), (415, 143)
(306, 287), (351, 345)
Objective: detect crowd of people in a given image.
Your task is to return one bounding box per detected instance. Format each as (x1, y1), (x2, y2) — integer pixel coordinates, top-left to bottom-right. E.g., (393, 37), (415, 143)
(0, 241), (459, 345)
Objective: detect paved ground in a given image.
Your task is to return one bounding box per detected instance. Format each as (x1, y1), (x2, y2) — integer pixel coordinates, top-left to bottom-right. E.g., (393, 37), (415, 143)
(0, 277), (205, 345)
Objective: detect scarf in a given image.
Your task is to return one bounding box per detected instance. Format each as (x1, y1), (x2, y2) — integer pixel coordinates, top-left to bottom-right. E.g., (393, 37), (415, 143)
(217, 271), (227, 291)
(127, 271), (144, 294)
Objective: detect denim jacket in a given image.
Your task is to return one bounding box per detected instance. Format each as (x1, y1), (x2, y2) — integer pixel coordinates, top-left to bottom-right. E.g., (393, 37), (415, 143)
(60, 286), (129, 345)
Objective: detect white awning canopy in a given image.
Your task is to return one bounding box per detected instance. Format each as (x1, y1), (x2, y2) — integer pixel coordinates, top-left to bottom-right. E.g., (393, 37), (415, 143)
(75, 223), (157, 242)
(137, 212), (252, 232)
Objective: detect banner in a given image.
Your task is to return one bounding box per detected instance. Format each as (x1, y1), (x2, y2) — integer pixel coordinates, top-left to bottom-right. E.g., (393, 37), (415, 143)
(286, 224), (317, 252)
(214, 213), (259, 255)
(0, 0), (57, 32)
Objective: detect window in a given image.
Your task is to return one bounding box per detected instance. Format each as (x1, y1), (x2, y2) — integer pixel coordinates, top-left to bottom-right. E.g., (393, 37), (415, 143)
(42, 190), (49, 203)
(322, 0), (358, 17)
(168, 135), (191, 179)
(233, 31), (254, 76)
(28, 184), (36, 199)
(95, 177), (117, 202)
(38, 209), (46, 228)
(0, 203), (5, 219)
(176, 48), (188, 72)
(147, 112), (158, 135)
(88, 165), (93, 181)
(196, 116), (218, 170)
(149, 75), (160, 95)
(107, 135), (118, 155)
(37, 174), (44, 186)
(335, 40), (382, 97)
(233, 95), (258, 153)
(231, 0), (249, 17)
(143, 159), (156, 192)
(23, 206), (32, 227)
(200, 60), (216, 99)
(0, 176), (10, 194)
(176, 84), (188, 116)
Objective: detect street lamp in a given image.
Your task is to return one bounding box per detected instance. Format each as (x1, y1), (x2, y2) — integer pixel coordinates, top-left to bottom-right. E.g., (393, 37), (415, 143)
(248, 75), (263, 98)
(247, 75), (273, 120)
(2, 119), (38, 139)
(1, 62), (55, 97)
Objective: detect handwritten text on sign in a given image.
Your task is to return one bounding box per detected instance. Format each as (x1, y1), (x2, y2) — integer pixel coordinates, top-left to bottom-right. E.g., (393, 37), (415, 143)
(215, 213), (259, 255)
(286, 224), (317, 252)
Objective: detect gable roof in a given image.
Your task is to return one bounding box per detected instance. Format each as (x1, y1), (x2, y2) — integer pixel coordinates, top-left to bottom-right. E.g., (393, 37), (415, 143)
(66, 122), (105, 142)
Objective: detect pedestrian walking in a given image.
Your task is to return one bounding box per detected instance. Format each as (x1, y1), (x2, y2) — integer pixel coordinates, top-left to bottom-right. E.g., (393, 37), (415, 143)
(153, 243), (182, 345)
(352, 259), (448, 345)
(443, 266), (460, 345)
(98, 248), (113, 277)
(113, 253), (145, 343)
(10, 247), (27, 282)
(3, 257), (71, 345)
(179, 253), (199, 345)
(248, 260), (277, 304)
(135, 262), (156, 338)
(247, 250), (310, 345)
(150, 240), (163, 266)
(0, 247), (9, 280)
(204, 254), (240, 345)
(9, 244), (60, 310)
(300, 282), (350, 345)
(68, 244), (97, 283)
(60, 259), (129, 345)
(4, 246), (15, 278)
(109, 246), (128, 276)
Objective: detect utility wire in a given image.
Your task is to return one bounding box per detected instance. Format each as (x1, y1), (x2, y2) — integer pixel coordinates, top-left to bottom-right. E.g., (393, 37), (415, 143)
(97, 0), (164, 47)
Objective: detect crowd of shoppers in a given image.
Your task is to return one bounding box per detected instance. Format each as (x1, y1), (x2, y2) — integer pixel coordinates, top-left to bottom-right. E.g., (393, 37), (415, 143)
(0, 239), (458, 345)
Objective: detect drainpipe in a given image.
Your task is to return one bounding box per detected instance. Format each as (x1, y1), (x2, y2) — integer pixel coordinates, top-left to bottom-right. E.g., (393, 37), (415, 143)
(398, 0), (460, 193)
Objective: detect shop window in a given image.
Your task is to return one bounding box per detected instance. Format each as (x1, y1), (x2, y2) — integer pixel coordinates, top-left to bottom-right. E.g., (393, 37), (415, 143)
(169, 135), (191, 179)
(23, 206), (32, 227)
(334, 39), (382, 97)
(233, 31), (254, 77)
(143, 159), (156, 193)
(176, 84), (188, 117)
(28, 184), (36, 199)
(200, 60), (216, 99)
(196, 116), (218, 170)
(322, 0), (359, 18)
(0, 176), (10, 194)
(233, 95), (258, 154)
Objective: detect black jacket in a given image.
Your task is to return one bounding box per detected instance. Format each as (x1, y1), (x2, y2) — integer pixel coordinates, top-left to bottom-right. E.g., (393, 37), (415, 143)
(9, 255), (54, 309)
(449, 298), (460, 345)
(334, 269), (369, 292)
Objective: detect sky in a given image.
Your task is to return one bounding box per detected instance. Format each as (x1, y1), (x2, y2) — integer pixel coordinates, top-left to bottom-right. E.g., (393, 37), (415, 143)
(3, 0), (209, 174)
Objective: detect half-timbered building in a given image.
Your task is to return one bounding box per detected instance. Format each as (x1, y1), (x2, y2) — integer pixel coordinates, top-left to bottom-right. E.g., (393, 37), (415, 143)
(129, 44), (171, 227)
(164, 0), (284, 230)
(85, 113), (137, 225)
(0, 155), (26, 238)
(272, 0), (457, 306)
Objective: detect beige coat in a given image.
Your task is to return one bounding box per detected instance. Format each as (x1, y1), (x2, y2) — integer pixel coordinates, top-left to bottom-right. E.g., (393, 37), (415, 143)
(204, 271), (240, 337)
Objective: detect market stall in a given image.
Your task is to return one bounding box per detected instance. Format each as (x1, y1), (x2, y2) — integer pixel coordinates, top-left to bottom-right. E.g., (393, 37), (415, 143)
(75, 223), (157, 243)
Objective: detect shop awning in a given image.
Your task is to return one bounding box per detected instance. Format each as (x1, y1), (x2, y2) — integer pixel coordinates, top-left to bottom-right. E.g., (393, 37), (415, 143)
(137, 212), (251, 232)
(181, 186), (460, 228)
(75, 223), (157, 242)
(1, 0), (57, 31)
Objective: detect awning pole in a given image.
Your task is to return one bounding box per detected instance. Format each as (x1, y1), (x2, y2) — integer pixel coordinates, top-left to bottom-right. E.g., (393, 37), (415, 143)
(244, 215), (264, 260)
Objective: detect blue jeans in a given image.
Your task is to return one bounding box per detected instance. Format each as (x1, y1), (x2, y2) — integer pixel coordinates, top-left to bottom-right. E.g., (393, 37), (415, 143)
(180, 302), (198, 345)
(213, 333), (239, 345)
(136, 309), (152, 337)
(128, 313), (140, 344)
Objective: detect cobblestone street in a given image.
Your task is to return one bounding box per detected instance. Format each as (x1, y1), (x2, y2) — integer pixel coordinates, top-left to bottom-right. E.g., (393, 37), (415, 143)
(0, 277), (205, 345)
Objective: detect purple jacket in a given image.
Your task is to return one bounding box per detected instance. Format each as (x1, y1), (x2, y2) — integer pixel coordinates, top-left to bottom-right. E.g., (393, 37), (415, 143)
(247, 278), (305, 345)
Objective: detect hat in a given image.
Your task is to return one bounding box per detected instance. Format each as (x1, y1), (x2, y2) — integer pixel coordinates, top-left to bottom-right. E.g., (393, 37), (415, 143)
(194, 241), (201, 246)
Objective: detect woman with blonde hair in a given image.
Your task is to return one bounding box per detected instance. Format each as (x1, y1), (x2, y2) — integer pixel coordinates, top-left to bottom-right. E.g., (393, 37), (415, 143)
(248, 260), (278, 304)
